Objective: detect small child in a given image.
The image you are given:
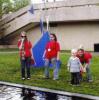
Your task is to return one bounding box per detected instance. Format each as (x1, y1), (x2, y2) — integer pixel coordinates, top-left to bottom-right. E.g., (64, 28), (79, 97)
(67, 49), (83, 85)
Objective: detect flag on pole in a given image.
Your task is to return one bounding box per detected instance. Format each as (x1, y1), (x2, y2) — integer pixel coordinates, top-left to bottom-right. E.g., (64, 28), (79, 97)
(40, 18), (44, 34)
(46, 16), (49, 31)
(32, 31), (50, 67)
(28, 4), (34, 14)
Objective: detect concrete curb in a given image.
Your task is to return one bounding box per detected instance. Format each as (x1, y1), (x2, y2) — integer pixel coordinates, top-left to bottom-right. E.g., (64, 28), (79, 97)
(0, 81), (99, 100)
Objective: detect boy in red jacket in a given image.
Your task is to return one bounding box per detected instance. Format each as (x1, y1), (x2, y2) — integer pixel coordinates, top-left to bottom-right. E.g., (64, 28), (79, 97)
(77, 48), (93, 82)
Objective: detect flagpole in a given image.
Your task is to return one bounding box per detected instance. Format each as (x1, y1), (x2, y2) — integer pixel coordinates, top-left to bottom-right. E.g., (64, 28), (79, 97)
(39, 0), (44, 35)
(42, 0), (50, 32)
(46, 16), (49, 32)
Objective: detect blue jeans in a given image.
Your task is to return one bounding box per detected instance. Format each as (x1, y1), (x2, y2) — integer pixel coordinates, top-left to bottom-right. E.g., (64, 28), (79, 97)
(86, 60), (92, 81)
(44, 58), (59, 79)
(80, 60), (92, 81)
(20, 57), (31, 78)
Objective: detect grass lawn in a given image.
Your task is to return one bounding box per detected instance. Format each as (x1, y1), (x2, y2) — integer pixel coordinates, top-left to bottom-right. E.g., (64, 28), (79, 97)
(0, 52), (99, 96)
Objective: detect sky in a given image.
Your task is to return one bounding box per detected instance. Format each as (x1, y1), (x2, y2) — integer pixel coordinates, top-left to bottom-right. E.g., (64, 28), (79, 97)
(31, 0), (64, 4)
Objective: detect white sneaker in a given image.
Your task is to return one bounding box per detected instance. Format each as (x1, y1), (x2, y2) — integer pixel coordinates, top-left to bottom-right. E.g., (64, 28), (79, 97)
(88, 80), (93, 82)
(22, 77), (25, 80)
(27, 78), (30, 80)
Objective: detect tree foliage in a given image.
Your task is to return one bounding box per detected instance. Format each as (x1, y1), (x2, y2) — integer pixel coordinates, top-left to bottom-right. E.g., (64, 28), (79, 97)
(12, 0), (30, 12)
(0, 0), (30, 18)
(0, 0), (12, 17)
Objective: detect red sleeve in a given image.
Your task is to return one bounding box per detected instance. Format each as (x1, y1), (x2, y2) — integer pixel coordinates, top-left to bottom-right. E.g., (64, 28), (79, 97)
(85, 52), (92, 59)
(89, 53), (92, 59)
(17, 40), (21, 48)
(56, 42), (60, 51)
(84, 53), (91, 63)
(29, 41), (32, 49)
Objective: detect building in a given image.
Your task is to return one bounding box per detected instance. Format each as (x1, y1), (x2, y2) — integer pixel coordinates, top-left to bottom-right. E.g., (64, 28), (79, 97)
(0, 0), (99, 51)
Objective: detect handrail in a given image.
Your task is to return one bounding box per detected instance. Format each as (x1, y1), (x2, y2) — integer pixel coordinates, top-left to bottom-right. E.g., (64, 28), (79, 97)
(1, 0), (99, 26)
